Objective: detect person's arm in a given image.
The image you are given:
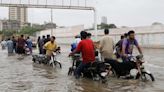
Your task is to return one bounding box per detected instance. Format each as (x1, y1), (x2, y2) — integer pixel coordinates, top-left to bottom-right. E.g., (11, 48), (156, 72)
(99, 38), (103, 52)
(54, 42), (58, 52)
(134, 40), (143, 55)
(122, 39), (128, 57)
(43, 42), (48, 50)
(137, 46), (143, 55)
(69, 41), (82, 56)
(112, 39), (115, 50)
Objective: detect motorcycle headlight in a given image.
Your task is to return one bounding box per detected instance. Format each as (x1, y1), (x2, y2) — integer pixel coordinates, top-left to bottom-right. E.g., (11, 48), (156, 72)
(101, 72), (108, 77)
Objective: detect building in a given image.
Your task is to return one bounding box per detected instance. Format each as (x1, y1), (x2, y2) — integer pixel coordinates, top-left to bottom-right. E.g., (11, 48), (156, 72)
(0, 20), (20, 31)
(101, 16), (107, 24)
(9, 7), (27, 27)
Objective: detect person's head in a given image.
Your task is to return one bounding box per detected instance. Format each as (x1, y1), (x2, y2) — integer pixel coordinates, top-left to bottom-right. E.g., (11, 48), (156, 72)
(87, 33), (92, 39)
(124, 33), (128, 38)
(27, 36), (30, 39)
(75, 35), (80, 39)
(50, 36), (56, 43)
(80, 31), (88, 40)
(8, 38), (10, 41)
(21, 35), (24, 38)
(121, 35), (124, 39)
(128, 30), (135, 40)
(104, 29), (109, 35)
(47, 35), (50, 38)
(42, 35), (45, 39)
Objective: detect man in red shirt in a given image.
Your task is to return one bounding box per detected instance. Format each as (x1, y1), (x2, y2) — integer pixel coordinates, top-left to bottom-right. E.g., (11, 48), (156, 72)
(69, 31), (95, 79)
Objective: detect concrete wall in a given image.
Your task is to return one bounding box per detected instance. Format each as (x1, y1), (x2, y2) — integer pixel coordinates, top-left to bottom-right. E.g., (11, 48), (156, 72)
(36, 24), (164, 48)
(36, 25), (84, 44)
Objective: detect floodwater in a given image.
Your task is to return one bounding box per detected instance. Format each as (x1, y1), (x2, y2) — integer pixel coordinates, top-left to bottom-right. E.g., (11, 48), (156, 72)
(0, 45), (164, 92)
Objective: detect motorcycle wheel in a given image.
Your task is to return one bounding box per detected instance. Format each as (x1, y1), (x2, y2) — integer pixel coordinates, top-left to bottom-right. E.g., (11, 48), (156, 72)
(68, 67), (73, 75)
(54, 61), (62, 69)
(49, 61), (62, 69)
(136, 72), (155, 82)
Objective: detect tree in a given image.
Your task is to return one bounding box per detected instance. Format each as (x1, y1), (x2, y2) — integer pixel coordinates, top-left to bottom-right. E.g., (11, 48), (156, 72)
(19, 26), (42, 36)
(97, 23), (117, 29)
(108, 24), (117, 28)
(1, 30), (16, 37)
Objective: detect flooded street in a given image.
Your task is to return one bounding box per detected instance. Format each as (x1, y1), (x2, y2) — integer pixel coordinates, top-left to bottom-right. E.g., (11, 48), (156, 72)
(0, 45), (164, 92)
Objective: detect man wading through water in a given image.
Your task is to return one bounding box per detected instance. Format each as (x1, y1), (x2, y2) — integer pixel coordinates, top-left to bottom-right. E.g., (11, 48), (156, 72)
(99, 29), (114, 62)
(69, 31), (95, 79)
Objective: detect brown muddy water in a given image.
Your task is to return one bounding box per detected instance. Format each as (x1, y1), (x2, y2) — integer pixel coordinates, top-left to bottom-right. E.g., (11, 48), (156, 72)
(0, 45), (164, 92)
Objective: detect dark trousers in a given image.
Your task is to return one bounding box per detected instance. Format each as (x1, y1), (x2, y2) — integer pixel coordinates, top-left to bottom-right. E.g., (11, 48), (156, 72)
(39, 47), (42, 54)
(75, 62), (90, 78)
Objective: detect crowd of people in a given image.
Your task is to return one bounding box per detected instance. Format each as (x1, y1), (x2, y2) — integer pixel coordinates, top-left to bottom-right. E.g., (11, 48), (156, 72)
(0, 35), (33, 55)
(69, 29), (143, 79)
(0, 34), (59, 58)
(0, 29), (143, 79)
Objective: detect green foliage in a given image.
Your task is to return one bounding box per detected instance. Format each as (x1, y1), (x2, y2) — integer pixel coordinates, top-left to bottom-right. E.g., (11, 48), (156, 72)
(19, 26), (42, 36)
(98, 23), (117, 29)
(1, 30), (17, 37)
(1, 26), (42, 37)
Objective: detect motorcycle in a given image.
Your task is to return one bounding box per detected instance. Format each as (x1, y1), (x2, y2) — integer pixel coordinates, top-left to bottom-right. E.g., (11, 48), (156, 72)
(105, 55), (155, 82)
(32, 49), (62, 69)
(68, 53), (110, 83)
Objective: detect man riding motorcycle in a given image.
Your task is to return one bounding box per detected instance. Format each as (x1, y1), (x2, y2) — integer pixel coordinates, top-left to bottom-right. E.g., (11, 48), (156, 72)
(122, 30), (143, 61)
(69, 31), (95, 79)
(105, 30), (143, 78)
(43, 36), (58, 61)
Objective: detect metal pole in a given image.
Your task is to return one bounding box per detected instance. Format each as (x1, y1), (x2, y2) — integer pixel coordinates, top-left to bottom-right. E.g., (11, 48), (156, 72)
(28, 0), (30, 5)
(94, 8), (98, 41)
(51, 8), (53, 36)
(85, 0), (86, 7)
(70, 0), (72, 6)
(78, 0), (79, 6)
(19, 0), (21, 4)
(37, 0), (39, 5)
(62, 0), (64, 6)
(1, 0), (2, 4)
(46, 0), (47, 6)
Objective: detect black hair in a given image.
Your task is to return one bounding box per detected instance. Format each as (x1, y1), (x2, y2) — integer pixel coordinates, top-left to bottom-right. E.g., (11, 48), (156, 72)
(42, 35), (45, 38)
(27, 36), (30, 39)
(52, 36), (56, 40)
(104, 29), (109, 34)
(128, 30), (135, 36)
(80, 31), (87, 39)
(21, 35), (24, 38)
(87, 33), (92, 37)
(47, 35), (50, 38)
(124, 33), (128, 37)
(121, 35), (124, 39)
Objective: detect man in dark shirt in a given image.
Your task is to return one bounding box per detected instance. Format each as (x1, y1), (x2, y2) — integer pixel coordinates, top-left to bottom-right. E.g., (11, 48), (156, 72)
(43, 35), (51, 54)
(70, 31), (95, 79)
(17, 35), (26, 55)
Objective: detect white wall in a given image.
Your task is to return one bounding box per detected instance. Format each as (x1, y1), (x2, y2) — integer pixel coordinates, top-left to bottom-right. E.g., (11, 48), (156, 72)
(36, 24), (164, 48)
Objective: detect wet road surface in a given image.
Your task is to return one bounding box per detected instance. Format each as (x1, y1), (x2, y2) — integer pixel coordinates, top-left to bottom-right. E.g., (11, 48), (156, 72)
(0, 45), (164, 92)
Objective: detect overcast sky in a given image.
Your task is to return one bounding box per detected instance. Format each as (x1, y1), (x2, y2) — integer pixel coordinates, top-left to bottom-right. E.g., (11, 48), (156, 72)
(0, 0), (164, 28)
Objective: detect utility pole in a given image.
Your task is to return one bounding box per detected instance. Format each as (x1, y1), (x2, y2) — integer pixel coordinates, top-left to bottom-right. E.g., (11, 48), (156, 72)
(51, 8), (53, 36)
(37, 0), (39, 5)
(94, 9), (97, 41)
